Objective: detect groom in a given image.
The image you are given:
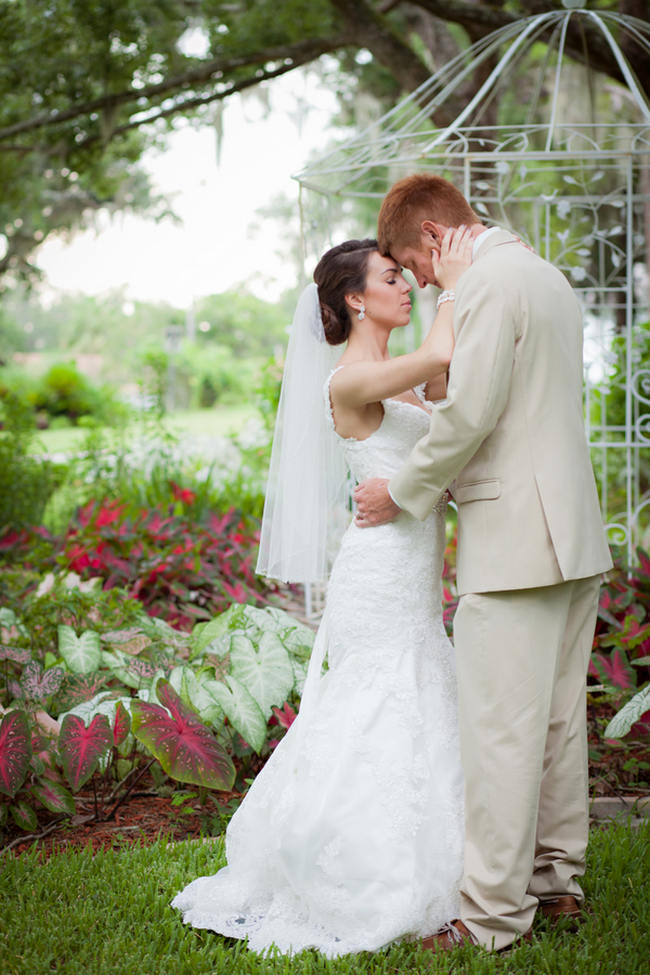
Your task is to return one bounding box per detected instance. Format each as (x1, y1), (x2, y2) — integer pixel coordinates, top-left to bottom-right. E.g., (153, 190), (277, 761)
(354, 174), (612, 952)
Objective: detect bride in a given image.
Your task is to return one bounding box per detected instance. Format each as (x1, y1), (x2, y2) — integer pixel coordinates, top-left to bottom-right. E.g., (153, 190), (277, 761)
(172, 229), (473, 957)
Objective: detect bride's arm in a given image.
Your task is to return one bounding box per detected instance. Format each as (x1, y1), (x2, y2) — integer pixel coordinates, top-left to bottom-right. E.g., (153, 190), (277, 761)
(330, 304), (454, 407)
(331, 228), (470, 408)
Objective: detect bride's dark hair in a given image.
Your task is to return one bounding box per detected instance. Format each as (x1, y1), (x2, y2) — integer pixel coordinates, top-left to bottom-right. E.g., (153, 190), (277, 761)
(313, 238), (378, 345)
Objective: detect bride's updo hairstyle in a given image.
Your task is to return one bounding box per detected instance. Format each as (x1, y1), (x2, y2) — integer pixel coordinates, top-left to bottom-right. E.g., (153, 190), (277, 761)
(313, 238), (378, 345)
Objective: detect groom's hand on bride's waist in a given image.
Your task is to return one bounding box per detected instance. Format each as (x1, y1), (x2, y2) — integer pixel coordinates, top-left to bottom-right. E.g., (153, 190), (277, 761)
(353, 478), (401, 527)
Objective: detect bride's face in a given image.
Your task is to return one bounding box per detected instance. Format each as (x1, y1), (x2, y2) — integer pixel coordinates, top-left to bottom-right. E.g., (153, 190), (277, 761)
(355, 252), (412, 329)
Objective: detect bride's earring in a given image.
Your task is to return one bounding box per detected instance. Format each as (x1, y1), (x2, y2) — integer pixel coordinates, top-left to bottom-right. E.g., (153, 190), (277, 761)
(358, 304), (366, 321)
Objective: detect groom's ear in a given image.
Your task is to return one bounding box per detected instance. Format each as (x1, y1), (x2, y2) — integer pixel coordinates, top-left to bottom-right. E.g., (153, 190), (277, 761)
(420, 220), (443, 247)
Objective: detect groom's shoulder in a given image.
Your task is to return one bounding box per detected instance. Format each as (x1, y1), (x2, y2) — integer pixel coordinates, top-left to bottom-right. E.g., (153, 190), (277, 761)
(474, 234), (563, 280)
(461, 239), (573, 309)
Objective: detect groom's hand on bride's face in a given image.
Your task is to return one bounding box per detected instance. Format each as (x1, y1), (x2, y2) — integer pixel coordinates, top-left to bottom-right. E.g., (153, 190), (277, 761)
(353, 478), (401, 527)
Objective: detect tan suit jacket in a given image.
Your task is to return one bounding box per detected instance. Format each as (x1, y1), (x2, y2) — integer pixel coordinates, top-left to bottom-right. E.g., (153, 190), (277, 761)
(390, 230), (613, 594)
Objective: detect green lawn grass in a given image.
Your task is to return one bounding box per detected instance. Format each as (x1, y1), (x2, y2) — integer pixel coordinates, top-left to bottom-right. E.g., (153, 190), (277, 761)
(30, 405), (257, 456)
(1, 822), (648, 975)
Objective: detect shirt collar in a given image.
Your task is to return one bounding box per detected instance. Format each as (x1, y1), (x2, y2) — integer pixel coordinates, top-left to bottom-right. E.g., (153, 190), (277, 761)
(472, 225), (501, 259)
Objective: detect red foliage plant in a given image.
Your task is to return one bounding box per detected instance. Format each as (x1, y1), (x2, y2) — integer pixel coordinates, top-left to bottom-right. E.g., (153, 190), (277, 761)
(56, 498), (273, 629)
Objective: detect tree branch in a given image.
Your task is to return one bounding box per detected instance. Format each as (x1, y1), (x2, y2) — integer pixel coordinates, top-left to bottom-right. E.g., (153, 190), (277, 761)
(0, 35), (349, 144)
(74, 52), (332, 150)
(329, 0), (433, 97)
(2, 2), (646, 152)
(412, 0), (518, 33)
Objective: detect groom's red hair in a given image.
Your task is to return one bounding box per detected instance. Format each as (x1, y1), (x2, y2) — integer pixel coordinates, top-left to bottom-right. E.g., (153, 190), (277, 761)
(377, 174), (479, 256)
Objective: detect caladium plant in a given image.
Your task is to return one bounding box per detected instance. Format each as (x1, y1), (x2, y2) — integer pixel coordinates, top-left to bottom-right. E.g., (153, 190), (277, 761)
(0, 710), (32, 798)
(168, 666), (225, 727)
(604, 684), (650, 739)
(229, 631), (295, 720)
(589, 647), (637, 691)
(0, 645), (30, 664)
(131, 680), (235, 791)
(19, 661), (65, 703)
(0, 706), (77, 832)
(270, 702), (297, 730)
(0, 583), (318, 836)
(207, 674), (268, 754)
(113, 701), (131, 748)
(58, 625), (102, 674)
(58, 713), (113, 791)
(9, 799), (38, 831)
(29, 779), (76, 816)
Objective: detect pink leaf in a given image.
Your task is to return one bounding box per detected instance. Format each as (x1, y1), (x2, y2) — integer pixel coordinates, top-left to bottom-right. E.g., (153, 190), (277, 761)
(55, 673), (107, 713)
(270, 703), (297, 730)
(113, 701), (130, 747)
(637, 548), (650, 575)
(58, 713), (112, 792)
(30, 779), (76, 816)
(131, 680), (235, 791)
(591, 649), (636, 690)
(20, 662), (65, 701)
(0, 710), (32, 798)
(0, 645), (31, 664)
(10, 799), (38, 832)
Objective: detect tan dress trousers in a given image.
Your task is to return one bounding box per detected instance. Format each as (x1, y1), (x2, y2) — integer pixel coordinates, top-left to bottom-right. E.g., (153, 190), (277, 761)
(453, 574), (601, 951)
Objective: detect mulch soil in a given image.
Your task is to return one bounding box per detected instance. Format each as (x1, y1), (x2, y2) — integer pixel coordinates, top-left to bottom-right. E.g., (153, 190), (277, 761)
(3, 764), (244, 858)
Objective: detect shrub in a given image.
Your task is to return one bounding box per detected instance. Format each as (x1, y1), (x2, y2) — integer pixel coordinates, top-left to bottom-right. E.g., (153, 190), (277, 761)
(32, 361), (124, 425)
(0, 390), (64, 532)
(1, 360), (126, 427)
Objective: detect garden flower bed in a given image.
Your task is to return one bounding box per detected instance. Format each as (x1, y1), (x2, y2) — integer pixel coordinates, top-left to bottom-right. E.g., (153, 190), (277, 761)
(0, 462), (648, 856)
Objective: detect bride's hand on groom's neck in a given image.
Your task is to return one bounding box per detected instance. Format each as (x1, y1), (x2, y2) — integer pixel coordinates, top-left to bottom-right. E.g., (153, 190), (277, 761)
(433, 226), (473, 290)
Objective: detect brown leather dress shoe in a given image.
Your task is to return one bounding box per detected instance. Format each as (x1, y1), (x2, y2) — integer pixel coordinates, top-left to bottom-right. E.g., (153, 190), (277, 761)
(539, 895), (583, 925)
(421, 919), (477, 952)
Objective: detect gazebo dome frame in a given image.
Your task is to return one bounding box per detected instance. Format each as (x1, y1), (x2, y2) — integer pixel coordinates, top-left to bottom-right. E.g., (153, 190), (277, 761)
(295, 3), (650, 566)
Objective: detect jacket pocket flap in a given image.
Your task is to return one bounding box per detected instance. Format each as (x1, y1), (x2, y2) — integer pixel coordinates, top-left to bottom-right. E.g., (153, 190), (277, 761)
(454, 478), (501, 503)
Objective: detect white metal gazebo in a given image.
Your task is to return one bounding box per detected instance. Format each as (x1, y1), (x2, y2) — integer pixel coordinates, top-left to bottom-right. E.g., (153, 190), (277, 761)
(295, 2), (650, 566)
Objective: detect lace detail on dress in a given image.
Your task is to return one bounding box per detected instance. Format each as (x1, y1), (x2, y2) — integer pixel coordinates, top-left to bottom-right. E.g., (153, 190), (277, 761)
(323, 365), (344, 436)
(172, 364), (463, 958)
(413, 381), (430, 406)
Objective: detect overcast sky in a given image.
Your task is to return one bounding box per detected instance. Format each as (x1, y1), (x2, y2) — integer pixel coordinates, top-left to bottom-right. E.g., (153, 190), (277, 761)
(36, 70), (341, 309)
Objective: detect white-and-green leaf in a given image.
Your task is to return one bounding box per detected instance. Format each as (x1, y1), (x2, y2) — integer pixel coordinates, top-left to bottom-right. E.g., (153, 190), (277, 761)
(168, 665), (225, 727)
(229, 631), (294, 717)
(58, 626), (101, 674)
(207, 675), (267, 753)
(138, 615), (190, 656)
(604, 684), (650, 738)
(137, 669), (168, 703)
(278, 624), (315, 661)
(100, 649), (140, 689)
(189, 605), (245, 659)
(188, 670), (225, 727)
(57, 690), (116, 726)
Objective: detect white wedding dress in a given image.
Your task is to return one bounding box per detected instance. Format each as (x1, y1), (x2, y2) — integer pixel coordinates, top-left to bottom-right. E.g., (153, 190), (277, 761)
(172, 380), (464, 957)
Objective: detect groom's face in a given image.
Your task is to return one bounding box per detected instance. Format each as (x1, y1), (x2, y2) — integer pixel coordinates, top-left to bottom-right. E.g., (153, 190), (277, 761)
(391, 225), (445, 290)
(392, 244), (438, 290)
